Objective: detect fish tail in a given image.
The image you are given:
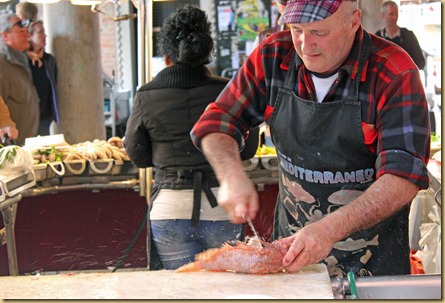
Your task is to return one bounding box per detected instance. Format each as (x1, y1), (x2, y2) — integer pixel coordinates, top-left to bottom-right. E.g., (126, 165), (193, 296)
(175, 261), (203, 273)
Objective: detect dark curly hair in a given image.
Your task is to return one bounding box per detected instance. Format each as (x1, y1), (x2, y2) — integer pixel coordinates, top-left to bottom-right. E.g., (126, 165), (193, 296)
(158, 4), (214, 67)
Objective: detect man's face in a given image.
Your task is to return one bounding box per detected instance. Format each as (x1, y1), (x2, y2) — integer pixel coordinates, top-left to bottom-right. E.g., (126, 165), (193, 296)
(381, 5), (398, 28)
(289, 6), (360, 75)
(30, 23), (46, 50)
(2, 16), (30, 52)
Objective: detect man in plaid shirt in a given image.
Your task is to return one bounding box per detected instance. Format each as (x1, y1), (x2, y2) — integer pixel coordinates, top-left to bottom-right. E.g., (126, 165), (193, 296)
(191, 0), (430, 277)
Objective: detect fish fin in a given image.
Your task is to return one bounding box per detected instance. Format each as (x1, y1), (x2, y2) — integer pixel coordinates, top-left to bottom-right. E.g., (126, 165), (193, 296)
(175, 261), (203, 273)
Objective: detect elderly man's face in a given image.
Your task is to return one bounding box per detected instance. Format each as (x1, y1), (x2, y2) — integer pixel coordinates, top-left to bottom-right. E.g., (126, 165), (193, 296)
(381, 5), (398, 28)
(2, 16), (30, 52)
(289, 4), (361, 75)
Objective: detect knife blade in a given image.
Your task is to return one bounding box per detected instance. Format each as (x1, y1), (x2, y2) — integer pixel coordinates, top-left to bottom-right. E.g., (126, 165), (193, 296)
(243, 214), (263, 248)
(1, 133), (16, 146)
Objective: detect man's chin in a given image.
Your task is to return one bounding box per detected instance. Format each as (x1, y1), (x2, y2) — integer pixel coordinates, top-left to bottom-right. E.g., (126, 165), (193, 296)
(304, 61), (337, 76)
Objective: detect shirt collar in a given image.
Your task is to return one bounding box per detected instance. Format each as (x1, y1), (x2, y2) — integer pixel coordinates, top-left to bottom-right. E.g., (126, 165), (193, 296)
(383, 27), (401, 39)
(341, 26), (367, 82)
(1, 44), (29, 67)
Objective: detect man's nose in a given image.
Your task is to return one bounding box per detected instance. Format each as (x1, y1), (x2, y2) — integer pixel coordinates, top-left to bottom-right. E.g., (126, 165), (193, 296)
(300, 33), (315, 53)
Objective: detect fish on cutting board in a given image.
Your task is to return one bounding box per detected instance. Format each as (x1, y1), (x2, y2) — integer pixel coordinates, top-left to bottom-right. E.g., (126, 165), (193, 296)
(175, 237), (290, 274)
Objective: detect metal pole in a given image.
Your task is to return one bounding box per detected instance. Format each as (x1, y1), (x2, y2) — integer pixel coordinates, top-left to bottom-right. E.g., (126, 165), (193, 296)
(137, 0), (146, 87)
(137, 0), (153, 201)
(1, 194), (22, 276)
(333, 274), (442, 299)
(145, 0), (153, 84)
(137, 0), (153, 86)
(137, 0), (154, 269)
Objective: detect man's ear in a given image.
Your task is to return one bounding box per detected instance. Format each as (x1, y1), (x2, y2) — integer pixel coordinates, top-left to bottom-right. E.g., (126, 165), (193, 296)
(1, 31), (9, 44)
(351, 9), (362, 31)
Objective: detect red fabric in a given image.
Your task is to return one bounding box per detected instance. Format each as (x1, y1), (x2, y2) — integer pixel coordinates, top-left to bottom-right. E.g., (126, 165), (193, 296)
(410, 250), (425, 274)
(0, 190), (147, 276)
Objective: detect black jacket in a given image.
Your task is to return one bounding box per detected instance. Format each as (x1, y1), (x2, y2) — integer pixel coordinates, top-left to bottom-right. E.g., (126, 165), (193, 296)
(124, 64), (258, 171)
(375, 27), (425, 70)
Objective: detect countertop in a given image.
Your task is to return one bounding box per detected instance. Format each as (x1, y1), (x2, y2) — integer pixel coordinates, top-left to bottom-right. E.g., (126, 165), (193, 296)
(0, 264), (334, 299)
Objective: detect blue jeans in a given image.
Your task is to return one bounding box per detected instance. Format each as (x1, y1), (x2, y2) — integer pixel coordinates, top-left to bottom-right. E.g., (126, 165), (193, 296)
(151, 219), (244, 270)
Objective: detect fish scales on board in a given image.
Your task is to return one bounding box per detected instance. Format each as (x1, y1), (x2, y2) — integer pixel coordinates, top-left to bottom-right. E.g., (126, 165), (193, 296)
(175, 239), (290, 274)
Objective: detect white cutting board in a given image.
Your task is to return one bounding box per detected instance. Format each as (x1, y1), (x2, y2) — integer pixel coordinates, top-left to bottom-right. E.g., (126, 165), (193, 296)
(0, 264), (333, 299)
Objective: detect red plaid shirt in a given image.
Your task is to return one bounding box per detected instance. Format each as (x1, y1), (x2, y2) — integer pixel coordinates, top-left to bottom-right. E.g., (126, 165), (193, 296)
(191, 27), (430, 189)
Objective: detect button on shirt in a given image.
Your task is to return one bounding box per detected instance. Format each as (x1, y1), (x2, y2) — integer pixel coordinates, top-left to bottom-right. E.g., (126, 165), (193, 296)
(191, 26), (430, 190)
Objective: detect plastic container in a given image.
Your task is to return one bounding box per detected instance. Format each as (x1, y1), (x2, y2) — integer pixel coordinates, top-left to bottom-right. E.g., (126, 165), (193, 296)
(88, 159), (114, 175)
(111, 160), (138, 176)
(46, 161), (65, 178)
(33, 163), (48, 181)
(261, 156), (279, 171)
(1, 171), (36, 197)
(64, 160), (87, 176)
(242, 157), (259, 171)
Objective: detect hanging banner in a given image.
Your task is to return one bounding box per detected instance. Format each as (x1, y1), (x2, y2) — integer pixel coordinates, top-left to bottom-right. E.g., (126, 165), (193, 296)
(237, 16), (269, 40)
(236, 0), (269, 40)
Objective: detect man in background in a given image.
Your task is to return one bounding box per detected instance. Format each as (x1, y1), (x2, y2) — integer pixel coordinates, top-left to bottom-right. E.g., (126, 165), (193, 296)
(15, 2), (38, 22)
(375, 0), (425, 70)
(0, 13), (40, 145)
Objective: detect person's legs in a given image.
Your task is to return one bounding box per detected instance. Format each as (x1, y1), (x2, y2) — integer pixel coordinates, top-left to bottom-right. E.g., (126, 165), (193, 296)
(38, 118), (52, 136)
(198, 220), (244, 249)
(151, 219), (203, 270)
(152, 220), (244, 269)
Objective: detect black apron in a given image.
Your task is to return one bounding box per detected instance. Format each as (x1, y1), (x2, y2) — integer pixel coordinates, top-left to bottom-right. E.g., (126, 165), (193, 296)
(269, 33), (410, 278)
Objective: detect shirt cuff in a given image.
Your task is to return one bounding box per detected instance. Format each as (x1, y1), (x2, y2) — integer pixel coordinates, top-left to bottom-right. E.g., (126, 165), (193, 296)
(376, 149), (429, 190)
(190, 123), (245, 152)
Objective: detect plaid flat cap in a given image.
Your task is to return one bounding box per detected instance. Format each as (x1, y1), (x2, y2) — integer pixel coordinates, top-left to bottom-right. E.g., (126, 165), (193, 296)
(278, 0), (356, 24)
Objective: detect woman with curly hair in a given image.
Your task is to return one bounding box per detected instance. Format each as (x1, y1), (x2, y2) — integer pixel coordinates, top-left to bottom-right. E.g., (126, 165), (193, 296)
(124, 5), (258, 270)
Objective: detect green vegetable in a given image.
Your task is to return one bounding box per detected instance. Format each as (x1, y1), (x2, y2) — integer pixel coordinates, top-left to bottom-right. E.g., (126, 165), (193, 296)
(431, 132), (440, 143)
(0, 146), (18, 169)
(34, 146), (64, 162)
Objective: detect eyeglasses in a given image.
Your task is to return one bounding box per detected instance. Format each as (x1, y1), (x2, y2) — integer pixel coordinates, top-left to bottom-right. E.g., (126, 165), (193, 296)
(10, 19), (30, 29)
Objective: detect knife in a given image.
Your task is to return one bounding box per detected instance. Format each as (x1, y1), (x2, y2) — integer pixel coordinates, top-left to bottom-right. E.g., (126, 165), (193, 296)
(243, 214), (263, 249)
(1, 133), (16, 146)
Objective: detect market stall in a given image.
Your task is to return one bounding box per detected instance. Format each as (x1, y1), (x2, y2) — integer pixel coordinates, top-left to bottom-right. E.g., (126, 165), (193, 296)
(0, 136), (146, 276)
(0, 137), (279, 277)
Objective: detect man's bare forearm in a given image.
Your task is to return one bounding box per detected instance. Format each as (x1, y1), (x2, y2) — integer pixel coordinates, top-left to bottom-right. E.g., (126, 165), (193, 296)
(201, 132), (245, 182)
(318, 174), (419, 243)
(201, 132), (260, 221)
